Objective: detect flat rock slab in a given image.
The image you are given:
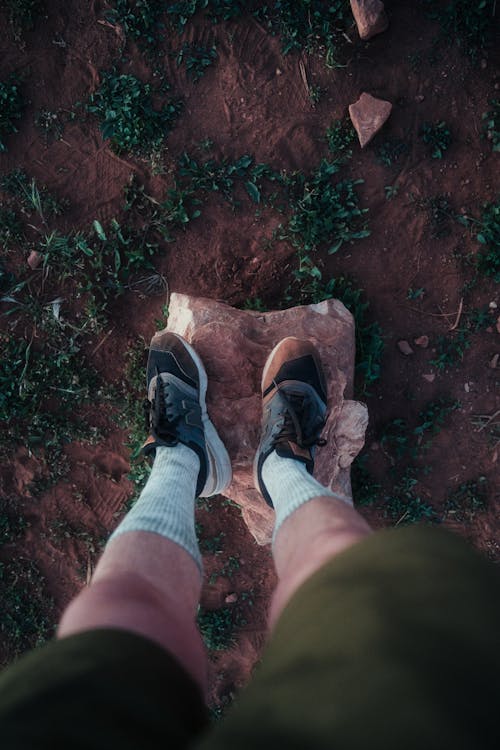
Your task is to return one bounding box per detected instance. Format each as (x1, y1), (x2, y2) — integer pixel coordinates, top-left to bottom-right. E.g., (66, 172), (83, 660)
(349, 92), (392, 148)
(167, 293), (368, 545)
(350, 0), (389, 41)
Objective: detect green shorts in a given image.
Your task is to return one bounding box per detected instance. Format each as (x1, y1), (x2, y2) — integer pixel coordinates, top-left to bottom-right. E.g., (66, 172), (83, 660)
(0, 527), (498, 749)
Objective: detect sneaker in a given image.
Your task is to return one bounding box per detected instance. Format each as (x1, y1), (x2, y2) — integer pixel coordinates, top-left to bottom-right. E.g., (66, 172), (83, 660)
(142, 331), (232, 498)
(253, 337), (328, 507)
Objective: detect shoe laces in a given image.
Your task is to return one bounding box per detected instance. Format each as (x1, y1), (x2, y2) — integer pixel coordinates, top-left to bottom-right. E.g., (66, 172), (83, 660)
(272, 381), (327, 450)
(143, 368), (180, 444)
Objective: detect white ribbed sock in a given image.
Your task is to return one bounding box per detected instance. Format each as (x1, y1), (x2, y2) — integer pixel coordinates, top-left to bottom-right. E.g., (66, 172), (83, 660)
(109, 444), (202, 572)
(262, 450), (353, 539)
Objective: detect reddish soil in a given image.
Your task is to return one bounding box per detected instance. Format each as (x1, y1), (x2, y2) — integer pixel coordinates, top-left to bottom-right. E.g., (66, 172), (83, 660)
(0, 1), (498, 710)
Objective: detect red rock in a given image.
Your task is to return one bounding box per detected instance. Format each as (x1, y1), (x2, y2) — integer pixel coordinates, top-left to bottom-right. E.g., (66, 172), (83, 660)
(167, 294), (368, 545)
(414, 335), (429, 348)
(349, 93), (392, 148)
(422, 373), (435, 383)
(27, 250), (42, 269)
(350, 0), (389, 41)
(397, 340), (414, 355)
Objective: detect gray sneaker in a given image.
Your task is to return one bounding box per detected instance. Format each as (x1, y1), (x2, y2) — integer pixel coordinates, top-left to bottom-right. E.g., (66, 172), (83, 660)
(253, 337), (328, 507)
(142, 331), (232, 498)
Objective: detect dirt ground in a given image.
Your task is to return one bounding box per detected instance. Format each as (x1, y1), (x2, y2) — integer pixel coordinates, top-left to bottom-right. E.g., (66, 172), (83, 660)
(0, 0), (498, 711)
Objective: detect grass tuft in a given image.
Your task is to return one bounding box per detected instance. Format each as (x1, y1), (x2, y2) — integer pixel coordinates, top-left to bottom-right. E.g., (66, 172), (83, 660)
(420, 121), (452, 159)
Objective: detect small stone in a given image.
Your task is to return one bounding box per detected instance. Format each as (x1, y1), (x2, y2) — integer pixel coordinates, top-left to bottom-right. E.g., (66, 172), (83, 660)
(350, 0), (389, 41)
(276, 68), (283, 76)
(489, 301), (497, 309)
(464, 382), (470, 393)
(414, 335), (429, 348)
(349, 92), (392, 148)
(397, 340), (414, 356)
(422, 373), (435, 383)
(489, 353), (499, 370)
(415, 94), (425, 103)
(225, 593), (238, 604)
(27, 250), (42, 269)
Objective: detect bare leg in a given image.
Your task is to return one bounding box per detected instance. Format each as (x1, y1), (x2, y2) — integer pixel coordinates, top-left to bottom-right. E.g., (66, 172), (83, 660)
(58, 531), (207, 693)
(269, 496), (372, 627)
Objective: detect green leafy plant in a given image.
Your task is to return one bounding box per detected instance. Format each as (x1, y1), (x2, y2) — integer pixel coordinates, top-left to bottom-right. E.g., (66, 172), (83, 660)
(325, 117), (356, 163)
(383, 469), (437, 526)
(375, 138), (408, 167)
(423, 0), (496, 62)
(2, 0), (39, 37)
(197, 604), (245, 651)
(482, 99), (500, 152)
(0, 557), (54, 664)
(166, 0), (244, 30)
(176, 42), (218, 81)
(167, 1), (350, 65)
(407, 286), (425, 300)
(209, 555), (241, 583)
(254, 0), (351, 66)
(443, 477), (488, 522)
(420, 121), (452, 159)
(0, 207), (24, 248)
(430, 330), (471, 370)
(0, 497), (26, 545)
(351, 456), (382, 507)
(107, 0), (165, 48)
(381, 399), (458, 460)
(0, 334), (98, 451)
(87, 71), (182, 155)
(178, 151), (252, 201)
(287, 160), (370, 255)
(471, 200), (500, 282)
(0, 76), (23, 151)
(414, 398), (459, 447)
(308, 85), (323, 106)
(384, 185), (399, 200)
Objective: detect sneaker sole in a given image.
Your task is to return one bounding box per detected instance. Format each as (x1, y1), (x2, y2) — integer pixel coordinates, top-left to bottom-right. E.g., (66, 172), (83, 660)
(164, 333), (232, 497)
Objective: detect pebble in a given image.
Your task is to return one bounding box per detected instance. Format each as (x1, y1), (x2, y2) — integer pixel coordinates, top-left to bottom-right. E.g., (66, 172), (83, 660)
(422, 373), (435, 383)
(397, 340), (414, 355)
(489, 354), (499, 370)
(414, 335), (429, 348)
(489, 301), (498, 309)
(225, 593), (238, 604)
(27, 250), (42, 269)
